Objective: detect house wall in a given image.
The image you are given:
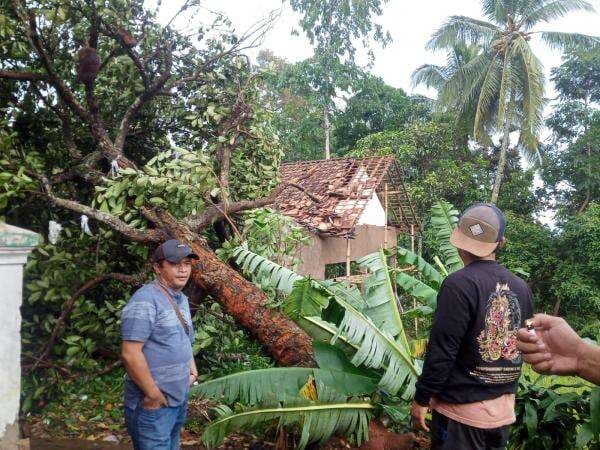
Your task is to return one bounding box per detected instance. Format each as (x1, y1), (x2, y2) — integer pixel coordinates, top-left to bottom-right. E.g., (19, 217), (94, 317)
(296, 225), (399, 279)
(357, 193), (386, 226)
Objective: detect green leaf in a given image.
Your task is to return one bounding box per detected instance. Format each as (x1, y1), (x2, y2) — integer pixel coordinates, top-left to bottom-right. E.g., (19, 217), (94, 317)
(395, 271), (438, 309)
(524, 401), (538, 438)
(201, 396), (373, 449)
(357, 249), (410, 352)
(396, 247), (443, 289)
(285, 278), (329, 320)
(313, 342), (378, 395)
(591, 387), (600, 437)
(430, 201), (463, 273)
(576, 422), (594, 448)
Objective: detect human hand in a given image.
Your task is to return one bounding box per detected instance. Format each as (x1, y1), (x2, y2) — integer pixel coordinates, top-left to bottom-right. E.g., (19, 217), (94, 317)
(142, 390), (168, 410)
(517, 314), (583, 376)
(189, 371), (198, 386)
(410, 400), (430, 432)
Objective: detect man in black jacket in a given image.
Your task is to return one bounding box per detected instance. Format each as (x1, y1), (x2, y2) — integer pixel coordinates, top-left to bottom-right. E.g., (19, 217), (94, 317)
(411, 203), (533, 450)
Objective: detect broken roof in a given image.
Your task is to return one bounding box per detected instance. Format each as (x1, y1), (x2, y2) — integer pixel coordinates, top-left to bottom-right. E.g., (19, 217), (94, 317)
(274, 156), (419, 237)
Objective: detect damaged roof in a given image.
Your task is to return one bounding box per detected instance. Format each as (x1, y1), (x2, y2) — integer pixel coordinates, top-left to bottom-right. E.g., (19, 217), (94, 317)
(274, 156), (419, 237)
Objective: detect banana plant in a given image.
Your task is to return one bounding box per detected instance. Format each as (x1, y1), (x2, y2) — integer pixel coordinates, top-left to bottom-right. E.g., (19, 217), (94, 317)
(192, 341), (378, 449)
(192, 249), (420, 448)
(191, 200), (462, 448)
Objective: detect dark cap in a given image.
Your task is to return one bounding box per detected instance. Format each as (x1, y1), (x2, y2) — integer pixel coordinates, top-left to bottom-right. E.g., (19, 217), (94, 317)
(152, 239), (199, 263)
(450, 203), (506, 257)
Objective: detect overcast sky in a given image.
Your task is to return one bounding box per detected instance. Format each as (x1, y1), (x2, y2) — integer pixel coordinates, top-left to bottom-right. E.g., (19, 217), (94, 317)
(158, 0), (600, 99)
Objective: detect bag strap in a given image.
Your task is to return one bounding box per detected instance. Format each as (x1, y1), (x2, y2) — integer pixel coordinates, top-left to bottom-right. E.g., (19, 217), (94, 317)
(154, 282), (190, 336)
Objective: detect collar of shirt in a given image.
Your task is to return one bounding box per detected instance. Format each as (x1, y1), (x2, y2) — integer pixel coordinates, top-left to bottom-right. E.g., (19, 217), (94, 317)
(153, 279), (184, 302)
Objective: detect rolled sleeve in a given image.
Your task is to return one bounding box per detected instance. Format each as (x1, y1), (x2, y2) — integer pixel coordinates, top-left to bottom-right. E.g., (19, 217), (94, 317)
(121, 299), (156, 342)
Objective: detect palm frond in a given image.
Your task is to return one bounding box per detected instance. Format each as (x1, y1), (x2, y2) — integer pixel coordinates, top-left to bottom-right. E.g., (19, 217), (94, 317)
(481, 0), (511, 24)
(202, 394), (373, 449)
(320, 279), (367, 310)
(429, 201), (464, 273)
(427, 15), (500, 50)
(473, 52), (502, 143)
(356, 249), (409, 351)
(396, 247), (444, 290)
(511, 36), (545, 156)
(540, 31), (600, 50)
(298, 316), (359, 355)
(439, 50), (498, 115)
(522, 0), (595, 28)
(192, 366), (378, 407)
(411, 64), (447, 90)
(232, 244), (302, 294)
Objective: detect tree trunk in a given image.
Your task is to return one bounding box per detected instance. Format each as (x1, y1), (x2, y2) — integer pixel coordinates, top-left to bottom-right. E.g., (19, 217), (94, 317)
(154, 210), (316, 367)
(324, 106), (331, 160)
(578, 127), (592, 213)
(490, 109), (511, 204)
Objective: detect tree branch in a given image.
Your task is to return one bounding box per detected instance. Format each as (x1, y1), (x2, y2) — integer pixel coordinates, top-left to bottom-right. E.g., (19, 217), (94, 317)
(29, 172), (164, 243)
(12, 3), (91, 122)
(99, 21), (150, 88)
(0, 70), (48, 81)
(114, 48), (173, 151)
(186, 180), (320, 231)
(33, 270), (148, 371)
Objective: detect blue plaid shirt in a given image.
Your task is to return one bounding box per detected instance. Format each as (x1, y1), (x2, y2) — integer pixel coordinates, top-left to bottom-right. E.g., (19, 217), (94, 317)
(121, 280), (194, 409)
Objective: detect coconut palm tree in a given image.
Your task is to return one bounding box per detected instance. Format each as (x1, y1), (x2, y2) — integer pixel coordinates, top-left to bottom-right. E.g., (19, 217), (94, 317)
(418, 0), (600, 203)
(412, 43), (487, 145)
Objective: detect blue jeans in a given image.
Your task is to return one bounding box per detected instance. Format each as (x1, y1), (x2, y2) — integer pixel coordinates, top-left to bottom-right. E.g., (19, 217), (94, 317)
(124, 401), (187, 450)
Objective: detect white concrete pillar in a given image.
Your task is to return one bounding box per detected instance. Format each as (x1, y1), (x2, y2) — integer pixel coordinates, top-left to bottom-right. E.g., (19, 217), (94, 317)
(0, 223), (39, 450)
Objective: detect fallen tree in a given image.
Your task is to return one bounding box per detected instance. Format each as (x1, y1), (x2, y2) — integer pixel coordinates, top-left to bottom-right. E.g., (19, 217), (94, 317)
(1, 0), (314, 366)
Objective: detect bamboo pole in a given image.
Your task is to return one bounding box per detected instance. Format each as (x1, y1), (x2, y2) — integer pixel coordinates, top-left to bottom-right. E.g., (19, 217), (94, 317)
(384, 183), (388, 249)
(345, 237), (351, 287)
(411, 224), (418, 335)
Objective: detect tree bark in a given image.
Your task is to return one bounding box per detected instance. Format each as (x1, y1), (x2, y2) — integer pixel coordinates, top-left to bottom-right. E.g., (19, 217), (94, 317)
(152, 209), (316, 367)
(490, 102), (511, 204)
(324, 106), (331, 160)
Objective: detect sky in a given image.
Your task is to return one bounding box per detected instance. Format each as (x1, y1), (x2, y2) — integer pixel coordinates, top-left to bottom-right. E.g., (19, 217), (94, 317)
(158, 0), (600, 101)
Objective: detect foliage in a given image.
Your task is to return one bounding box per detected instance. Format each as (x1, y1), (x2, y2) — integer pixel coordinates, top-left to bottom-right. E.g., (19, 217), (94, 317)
(351, 120), (489, 214)
(193, 247), (422, 446)
(550, 203), (600, 337)
(238, 208), (309, 268)
(192, 201), (464, 446)
(334, 74), (430, 152)
(510, 367), (599, 449)
(0, 0), (294, 421)
(497, 212), (555, 301)
(544, 48), (600, 214)
(22, 369), (126, 438)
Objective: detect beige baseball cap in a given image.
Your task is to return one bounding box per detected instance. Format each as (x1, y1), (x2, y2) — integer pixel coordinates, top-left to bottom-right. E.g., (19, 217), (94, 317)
(450, 203), (507, 257)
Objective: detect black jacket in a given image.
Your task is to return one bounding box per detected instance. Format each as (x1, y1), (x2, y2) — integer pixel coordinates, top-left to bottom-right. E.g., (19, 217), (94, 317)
(414, 260), (534, 406)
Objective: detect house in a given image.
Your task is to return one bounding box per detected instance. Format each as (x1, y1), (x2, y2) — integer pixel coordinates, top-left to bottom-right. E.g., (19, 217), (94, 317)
(273, 156), (419, 280)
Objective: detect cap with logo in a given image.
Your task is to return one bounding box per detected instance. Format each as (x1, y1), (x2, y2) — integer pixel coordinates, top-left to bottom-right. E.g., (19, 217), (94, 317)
(450, 203), (506, 257)
(152, 239), (199, 263)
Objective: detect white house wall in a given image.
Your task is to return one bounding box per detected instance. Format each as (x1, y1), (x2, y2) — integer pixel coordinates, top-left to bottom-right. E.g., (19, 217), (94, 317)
(357, 193), (386, 226)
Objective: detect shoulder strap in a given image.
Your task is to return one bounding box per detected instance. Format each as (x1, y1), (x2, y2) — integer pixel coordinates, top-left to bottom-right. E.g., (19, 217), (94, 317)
(154, 283), (190, 336)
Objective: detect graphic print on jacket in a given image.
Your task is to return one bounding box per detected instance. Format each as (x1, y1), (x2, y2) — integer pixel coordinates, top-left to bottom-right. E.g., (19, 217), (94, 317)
(477, 283), (522, 363)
